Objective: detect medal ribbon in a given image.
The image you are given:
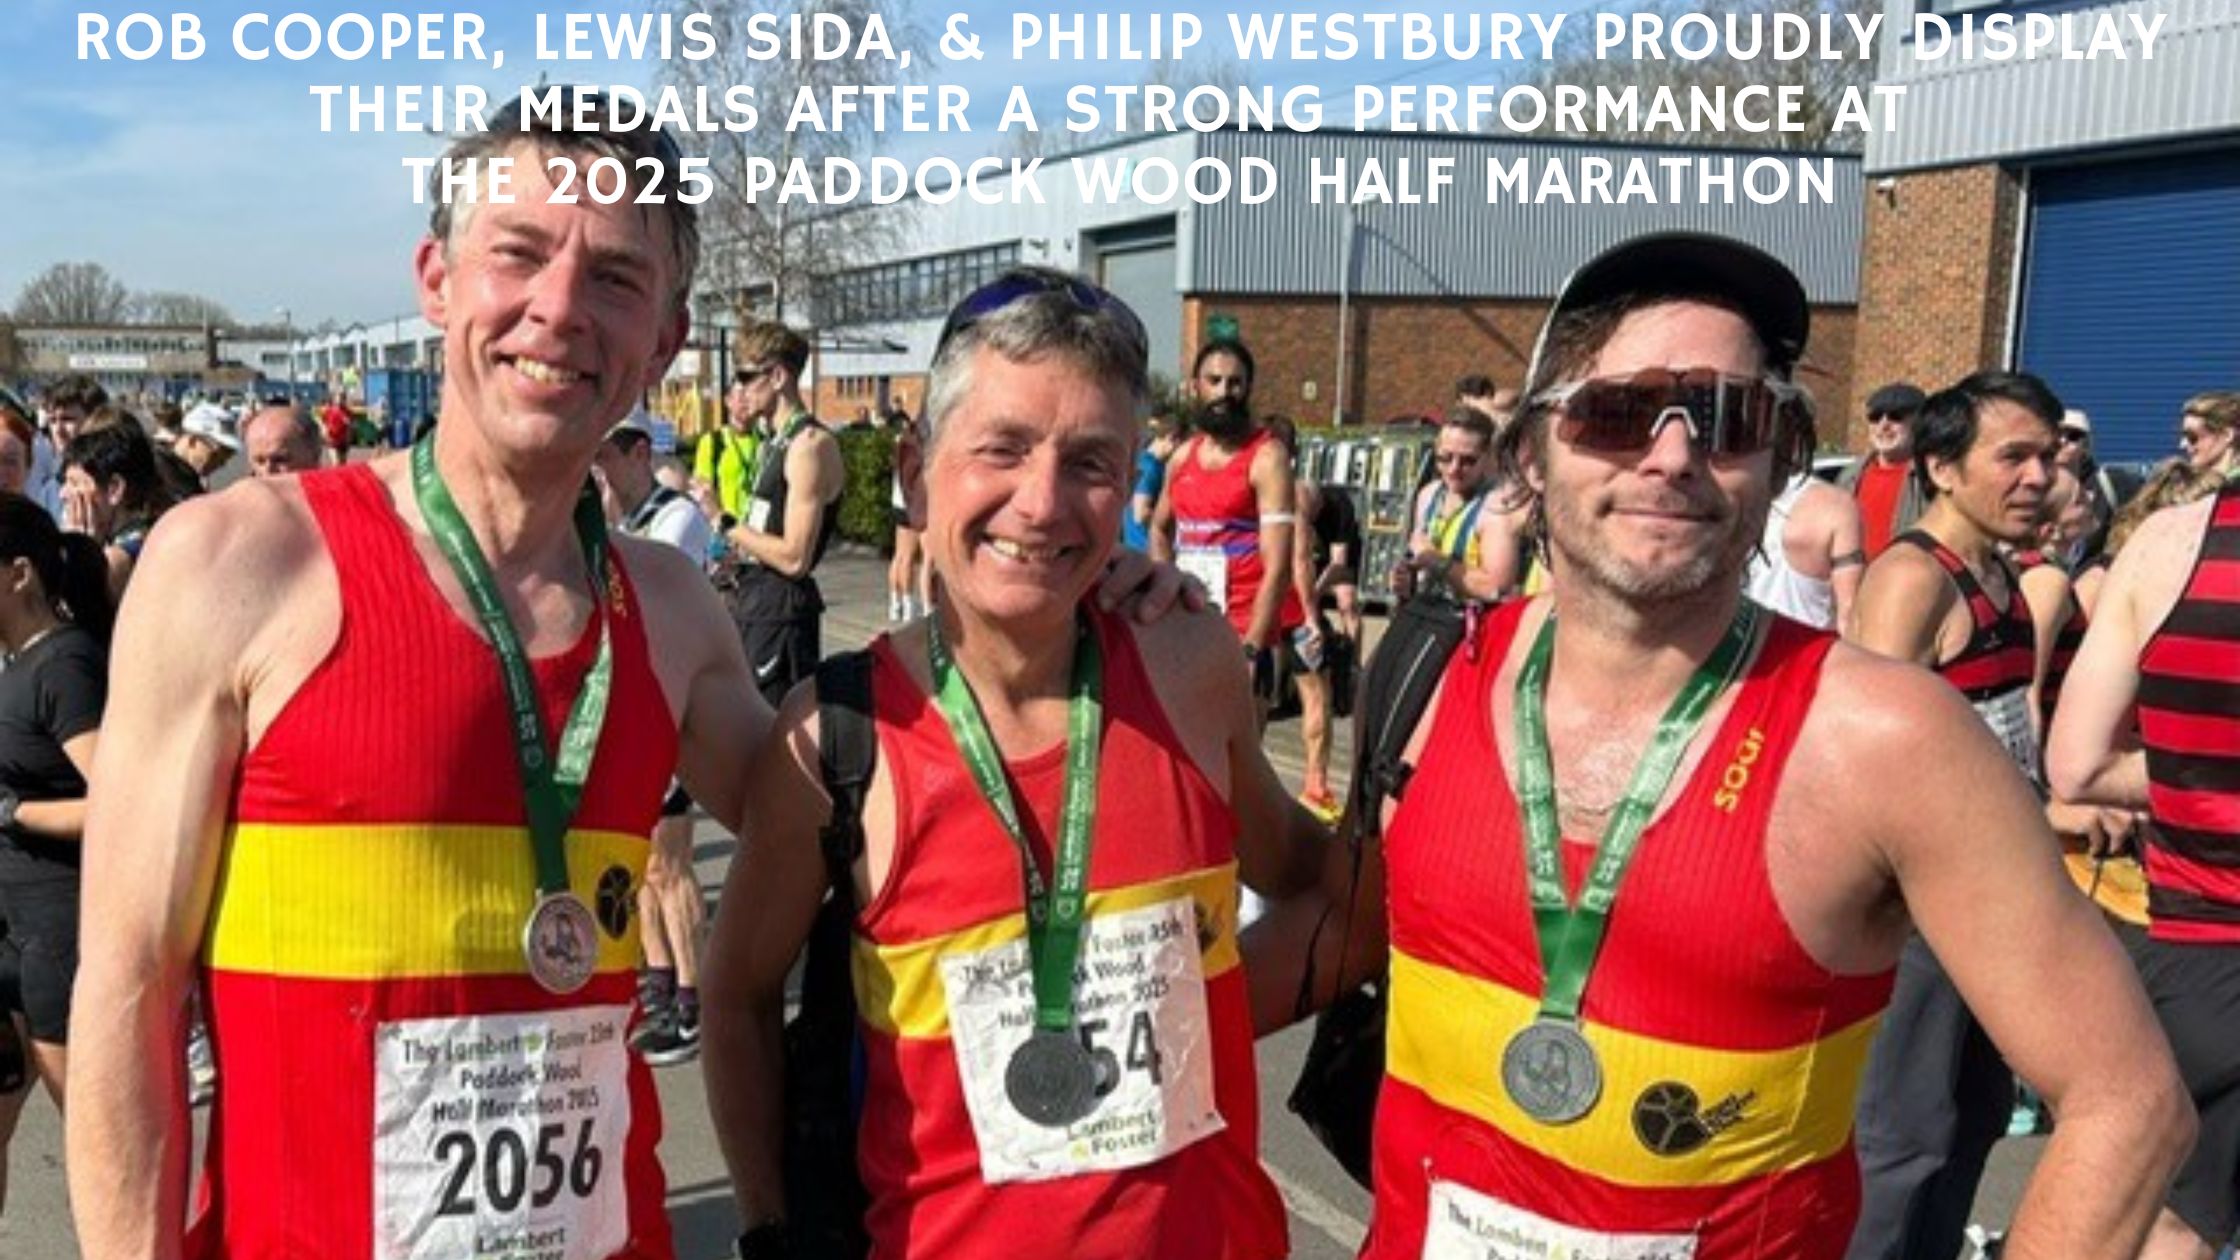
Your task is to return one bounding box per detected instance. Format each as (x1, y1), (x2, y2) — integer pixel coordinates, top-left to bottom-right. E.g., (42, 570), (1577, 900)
(411, 435), (616, 898)
(926, 610), (1104, 1033)
(1513, 600), (1761, 1023)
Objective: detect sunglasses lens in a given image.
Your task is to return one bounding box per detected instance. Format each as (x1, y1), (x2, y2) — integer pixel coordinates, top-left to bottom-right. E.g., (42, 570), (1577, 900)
(1556, 371), (1789, 458)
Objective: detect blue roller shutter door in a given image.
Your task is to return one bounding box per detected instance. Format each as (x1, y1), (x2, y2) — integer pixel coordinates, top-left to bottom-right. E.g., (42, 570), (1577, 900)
(2017, 148), (2240, 467)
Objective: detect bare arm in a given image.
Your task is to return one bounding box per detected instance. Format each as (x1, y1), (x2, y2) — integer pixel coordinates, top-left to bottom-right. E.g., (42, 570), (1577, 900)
(11, 731), (98, 840)
(700, 682), (843, 1230)
(1809, 483), (1867, 635)
(728, 430), (844, 578)
(1848, 660), (2190, 1258)
(639, 537), (774, 838)
(2018, 563), (2072, 744)
(2044, 503), (2207, 809)
(68, 497), (290, 1260)
(1147, 445), (1180, 564)
(1241, 440), (1296, 652)
(1848, 547), (1949, 666)
(1442, 503), (1521, 603)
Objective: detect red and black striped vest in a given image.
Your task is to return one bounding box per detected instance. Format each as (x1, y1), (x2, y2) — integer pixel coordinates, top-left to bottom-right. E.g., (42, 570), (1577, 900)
(2014, 549), (2088, 727)
(1897, 531), (2039, 775)
(2137, 483), (2240, 944)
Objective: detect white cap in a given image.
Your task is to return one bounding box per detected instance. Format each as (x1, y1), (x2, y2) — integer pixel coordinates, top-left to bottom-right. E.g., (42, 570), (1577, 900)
(182, 403), (240, 450)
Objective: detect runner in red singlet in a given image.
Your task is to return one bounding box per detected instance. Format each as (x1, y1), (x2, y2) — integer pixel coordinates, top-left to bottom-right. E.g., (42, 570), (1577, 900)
(1151, 339), (1305, 711)
(1252, 233), (2187, 1260)
(701, 270), (1326, 1259)
(63, 98), (1199, 1260)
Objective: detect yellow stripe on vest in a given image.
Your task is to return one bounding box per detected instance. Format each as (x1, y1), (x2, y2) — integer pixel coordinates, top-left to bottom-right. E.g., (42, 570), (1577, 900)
(206, 822), (648, 980)
(1386, 948), (1881, 1189)
(853, 864), (1242, 1039)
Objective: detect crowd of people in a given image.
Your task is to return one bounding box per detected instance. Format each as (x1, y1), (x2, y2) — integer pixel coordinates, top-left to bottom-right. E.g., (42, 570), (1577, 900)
(0, 89), (2230, 1260)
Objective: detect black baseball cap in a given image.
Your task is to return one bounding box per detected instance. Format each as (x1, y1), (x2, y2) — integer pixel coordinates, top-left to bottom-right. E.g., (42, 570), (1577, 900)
(1526, 232), (1811, 390)
(1865, 383), (1928, 418)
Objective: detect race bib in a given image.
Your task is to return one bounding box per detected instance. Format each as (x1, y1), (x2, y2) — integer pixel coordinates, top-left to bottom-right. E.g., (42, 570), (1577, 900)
(942, 897), (1224, 1184)
(746, 498), (775, 535)
(1176, 546), (1229, 612)
(1976, 688), (2041, 783)
(373, 1006), (631, 1260)
(1423, 1180), (1698, 1260)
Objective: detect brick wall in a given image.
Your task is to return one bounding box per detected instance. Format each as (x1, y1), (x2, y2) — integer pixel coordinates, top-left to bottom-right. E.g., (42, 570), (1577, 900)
(1847, 162), (2022, 449)
(1186, 295), (1857, 443)
(812, 372), (926, 422)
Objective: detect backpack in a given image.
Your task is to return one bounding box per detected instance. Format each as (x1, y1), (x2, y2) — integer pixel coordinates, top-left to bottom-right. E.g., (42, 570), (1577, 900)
(782, 651), (878, 1258)
(1285, 591), (1474, 1190)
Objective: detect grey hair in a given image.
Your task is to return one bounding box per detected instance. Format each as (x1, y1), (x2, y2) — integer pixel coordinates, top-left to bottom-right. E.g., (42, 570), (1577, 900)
(428, 88), (701, 315)
(922, 285), (1149, 446)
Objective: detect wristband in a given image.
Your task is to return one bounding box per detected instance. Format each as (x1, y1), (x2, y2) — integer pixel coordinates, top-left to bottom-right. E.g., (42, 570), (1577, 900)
(735, 1221), (790, 1260)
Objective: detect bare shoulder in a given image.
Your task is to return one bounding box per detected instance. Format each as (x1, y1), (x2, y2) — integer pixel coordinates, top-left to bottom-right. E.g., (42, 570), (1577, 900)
(1251, 434), (1293, 482)
(132, 478), (326, 628)
(1790, 641), (1983, 798)
(1794, 477), (1859, 524)
(1131, 603), (1246, 702)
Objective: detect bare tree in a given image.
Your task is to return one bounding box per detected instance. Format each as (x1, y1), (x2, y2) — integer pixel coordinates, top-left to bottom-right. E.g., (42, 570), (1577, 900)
(14, 261), (132, 324)
(659, 0), (929, 324)
(1512, 0), (1878, 153)
(132, 291), (236, 328)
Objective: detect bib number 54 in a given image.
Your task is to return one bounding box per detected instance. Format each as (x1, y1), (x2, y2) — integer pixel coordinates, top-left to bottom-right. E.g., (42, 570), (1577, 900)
(433, 1118), (603, 1217)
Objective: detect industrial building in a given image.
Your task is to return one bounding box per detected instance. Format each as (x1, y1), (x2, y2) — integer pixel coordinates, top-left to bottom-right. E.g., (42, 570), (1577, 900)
(1852, 0), (2239, 463)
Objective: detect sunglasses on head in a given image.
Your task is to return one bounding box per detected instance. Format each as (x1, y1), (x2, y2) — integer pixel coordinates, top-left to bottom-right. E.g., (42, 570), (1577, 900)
(935, 270), (1148, 363)
(1535, 367), (1808, 459)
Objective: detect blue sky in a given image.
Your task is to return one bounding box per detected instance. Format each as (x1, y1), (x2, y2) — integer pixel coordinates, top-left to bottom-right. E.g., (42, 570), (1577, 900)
(1, 1), (1599, 325)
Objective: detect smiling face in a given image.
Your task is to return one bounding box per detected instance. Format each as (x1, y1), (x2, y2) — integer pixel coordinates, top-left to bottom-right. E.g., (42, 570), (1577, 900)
(414, 147), (686, 467)
(1539, 301), (1773, 606)
(917, 347), (1138, 634)
(1926, 399), (2057, 545)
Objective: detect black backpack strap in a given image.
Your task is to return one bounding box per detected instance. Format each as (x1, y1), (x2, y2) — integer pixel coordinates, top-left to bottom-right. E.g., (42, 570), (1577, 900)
(814, 650), (878, 891)
(1350, 595), (1470, 842)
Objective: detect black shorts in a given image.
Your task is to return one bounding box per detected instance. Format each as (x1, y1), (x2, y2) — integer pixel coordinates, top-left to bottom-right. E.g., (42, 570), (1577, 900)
(740, 614), (821, 707)
(0, 879), (79, 1044)
(2134, 934), (2240, 1243)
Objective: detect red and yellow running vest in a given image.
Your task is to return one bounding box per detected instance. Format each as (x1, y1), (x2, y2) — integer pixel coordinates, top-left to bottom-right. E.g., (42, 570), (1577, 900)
(850, 604), (1287, 1259)
(191, 465), (676, 1259)
(1365, 599), (1894, 1259)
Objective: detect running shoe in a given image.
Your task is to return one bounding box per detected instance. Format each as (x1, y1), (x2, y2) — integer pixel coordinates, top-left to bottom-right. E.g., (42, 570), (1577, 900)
(1299, 784), (1342, 825)
(637, 1006), (701, 1067)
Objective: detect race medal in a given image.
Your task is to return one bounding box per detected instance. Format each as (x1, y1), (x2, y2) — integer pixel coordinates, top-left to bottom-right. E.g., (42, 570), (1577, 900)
(524, 891), (599, 995)
(1004, 1028), (1101, 1128)
(1500, 1020), (1602, 1126)
(1507, 603), (1761, 1127)
(412, 437), (617, 998)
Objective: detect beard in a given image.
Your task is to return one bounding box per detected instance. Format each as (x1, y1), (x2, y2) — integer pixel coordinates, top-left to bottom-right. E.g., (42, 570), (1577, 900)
(1194, 399), (1253, 443)
(1545, 481), (1767, 607)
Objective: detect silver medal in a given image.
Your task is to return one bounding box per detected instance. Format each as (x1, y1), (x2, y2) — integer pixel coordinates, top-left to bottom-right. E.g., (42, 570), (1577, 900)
(1004, 1027), (1101, 1129)
(1501, 1019), (1602, 1125)
(523, 891), (599, 995)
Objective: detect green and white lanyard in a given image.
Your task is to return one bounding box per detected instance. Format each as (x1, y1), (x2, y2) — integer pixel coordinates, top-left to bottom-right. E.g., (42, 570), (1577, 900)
(1512, 600), (1761, 1024)
(926, 612), (1104, 1035)
(410, 436), (615, 933)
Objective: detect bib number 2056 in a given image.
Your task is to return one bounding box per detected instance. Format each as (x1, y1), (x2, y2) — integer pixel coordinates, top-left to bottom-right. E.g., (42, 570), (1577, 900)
(433, 1117), (605, 1217)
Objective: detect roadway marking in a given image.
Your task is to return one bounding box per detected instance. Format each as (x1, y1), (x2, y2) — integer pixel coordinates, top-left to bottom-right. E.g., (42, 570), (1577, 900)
(1269, 1161), (1368, 1252)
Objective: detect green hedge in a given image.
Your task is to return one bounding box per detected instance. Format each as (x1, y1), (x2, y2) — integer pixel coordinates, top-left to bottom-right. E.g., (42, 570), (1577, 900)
(835, 426), (898, 549)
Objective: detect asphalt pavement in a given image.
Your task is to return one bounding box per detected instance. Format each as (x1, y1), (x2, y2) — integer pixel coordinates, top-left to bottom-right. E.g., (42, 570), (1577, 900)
(0, 547), (2041, 1258)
